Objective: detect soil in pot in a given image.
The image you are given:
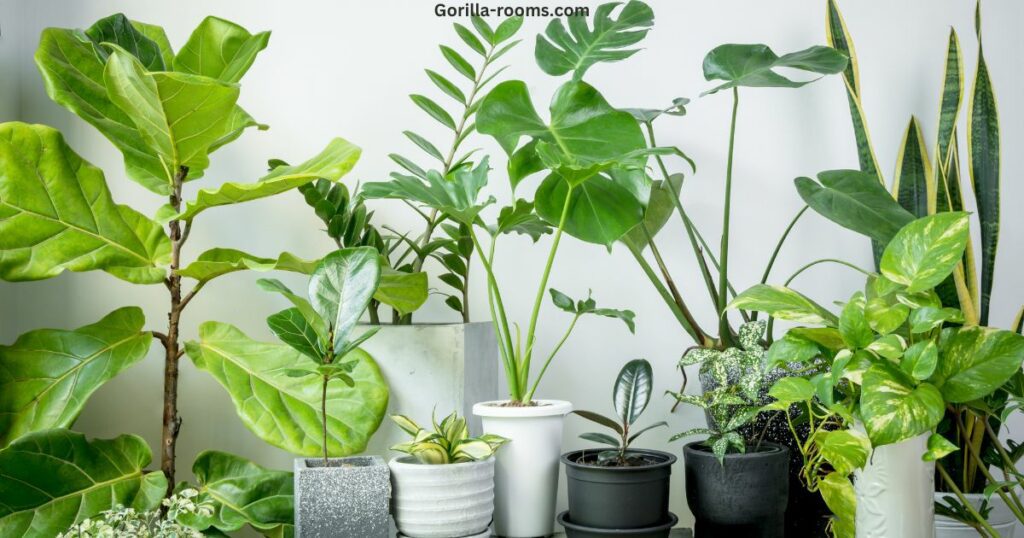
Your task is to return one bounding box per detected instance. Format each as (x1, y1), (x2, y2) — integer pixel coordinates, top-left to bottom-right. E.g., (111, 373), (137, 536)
(684, 441), (789, 538)
(557, 511), (678, 538)
(563, 449), (676, 529)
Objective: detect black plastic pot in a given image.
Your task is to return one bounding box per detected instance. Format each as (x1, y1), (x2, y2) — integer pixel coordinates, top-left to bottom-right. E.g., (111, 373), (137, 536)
(683, 441), (789, 538)
(562, 448), (676, 529)
(558, 511), (678, 538)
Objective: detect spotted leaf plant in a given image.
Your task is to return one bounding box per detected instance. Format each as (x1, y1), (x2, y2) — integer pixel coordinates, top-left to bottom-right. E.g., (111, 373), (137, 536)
(390, 411), (507, 464)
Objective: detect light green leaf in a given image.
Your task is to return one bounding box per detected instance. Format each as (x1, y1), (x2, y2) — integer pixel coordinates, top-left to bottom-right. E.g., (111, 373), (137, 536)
(908, 306), (964, 334)
(535, 172), (644, 247)
(614, 359), (652, 425)
(267, 308), (322, 361)
(210, 105), (268, 152)
(865, 297), (909, 335)
(177, 249), (317, 284)
(866, 334), (906, 361)
(309, 247), (381, 351)
(880, 212), (971, 293)
(861, 361), (944, 446)
(728, 284), (838, 326)
(535, 1), (654, 80)
(764, 333), (820, 368)
(493, 199), (553, 242)
(818, 429), (870, 475)
(257, 278), (329, 343)
(178, 137), (361, 220)
(0, 123), (170, 283)
(819, 472), (856, 538)
(796, 170), (914, 244)
(186, 322), (388, 457)
(933, 326), (1024, 403)
(374, 268), (428, 317)
(173, 16), (270, 82)
(902, 341), (938, 381)
(182, 451), (293, 533)
(769, 377), (816, 403)
(701, 44), (847, 95)
(0, 429), (166, 537)
(363, 159), (495, 225)
(129, 20), (174, 68)
(839, 292), (873, 349)
(923, 433), (958, 462)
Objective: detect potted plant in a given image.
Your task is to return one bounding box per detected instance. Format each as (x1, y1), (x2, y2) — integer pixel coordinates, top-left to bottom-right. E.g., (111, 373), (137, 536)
(559, 359), (677, 536)
(672, 321), (789, 537)
(732, 212), (1024, 538)
(388, 411), (507, 538)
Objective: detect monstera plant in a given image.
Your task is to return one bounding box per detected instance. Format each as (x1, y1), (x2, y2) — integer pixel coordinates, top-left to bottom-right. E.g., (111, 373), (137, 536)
(0, 14), (373, 537)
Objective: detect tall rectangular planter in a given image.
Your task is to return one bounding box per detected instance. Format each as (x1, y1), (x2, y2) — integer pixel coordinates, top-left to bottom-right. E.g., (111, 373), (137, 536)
(294, 456), (390, 537)
(355, 322), (499, 452)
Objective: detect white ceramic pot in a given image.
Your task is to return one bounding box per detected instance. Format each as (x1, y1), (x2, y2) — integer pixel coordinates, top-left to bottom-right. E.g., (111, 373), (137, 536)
(934, 492), (1017, 537)
(854, 432), (935, 538)
(389, 456), (495, 538)
(473, 400), (572, 537)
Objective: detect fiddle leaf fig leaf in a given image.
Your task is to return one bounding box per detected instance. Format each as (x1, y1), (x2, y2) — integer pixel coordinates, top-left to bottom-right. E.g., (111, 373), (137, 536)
(614, 359), (653, 425)
(0, 123), (170, 283)
(363, 158), (495, 225)
(729, 284), (838, 326)
(267, 308), (323, 361)
(796, 170), (915, 244)
(535, 0), (655, 80)
(257, 278), (329, 344)
(0, 308), (152, 448)
(177, 248), (318, 284)
(85, 13), (166, 70)
(0, 429), (167, 537)
(186, 323), (388, 457)
(933, 327), (1024, 403)
(861, 361), (944, 446)
(181, 452), (293, 534)
(178, 137), (361, 220)
(880, 212), (971, 293)
(173, 16), (270, 83)
(374, 268), (428, 317)
(701, 44), (848, 95)
(309, 247), (381, 349)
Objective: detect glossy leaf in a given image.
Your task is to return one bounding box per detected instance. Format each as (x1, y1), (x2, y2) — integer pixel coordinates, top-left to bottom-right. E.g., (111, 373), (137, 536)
(493, 199), (553, 241)
(764, 333), (820, 368)
(880, 212), (970, 293)
(535, 1), (654, 80)
(267, 308), (322, 360)
(908, 306), (964, 334)
(183, 451), (293, 534)
(178, 249), (317, 284)
(728, 284), (838, 326)
(362, 159), (495, 225)
(861, 361), (944, 446)
(819, 471), (856, 538)
(613, 359), (652, 425)
(309, 248), (381, 352)
(410, 95), (455, 129)
(796, 169), (914, 244)
(0, 123), (170, 283)
(0, 429), (166, 537)
(580, 432), (621, 447)
(621, 174), (684, 252)
(701, 44), (847, 95)
(839, 292), (872, 349)
(173, 16), (270, 82)
(186, 322), (388, 457)
(934, 29), (963, 212)
(178, 137), (361, 220)
(818, 429), (870, 475)
(257, 278), (329, 344)
(535, 172), (644, 247)
(768, 377), (816, 403)
(375, 268), (429, 317)
(902, 341), (938, 381)
(923, 433), (959, 462)
(933, 326), (1024, 403)
(892, 117), (932, 217)
(865, 297), (909, 335)
(573, 410), (623, 434)
(86, 14), (166, 70)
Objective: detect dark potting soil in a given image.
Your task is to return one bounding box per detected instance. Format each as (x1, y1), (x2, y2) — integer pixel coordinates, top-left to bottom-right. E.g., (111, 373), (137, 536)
(570, 451), (666, 467)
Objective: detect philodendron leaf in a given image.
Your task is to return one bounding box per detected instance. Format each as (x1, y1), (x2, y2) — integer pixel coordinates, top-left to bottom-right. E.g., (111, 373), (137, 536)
(0, 307), (152, 448)
(729, 284), (838, 326)
(181, 451), (293, 534)
(796, 169), (915, 244)
(861, 361), (944, 446)
(933, 326), (1024, 403)
(186, 322), (388, 457)
(880, 212), (970, 293)
(0, 429), (167, 537)
(768, 377), (816, 403)
(614, 359), (653, 425)
(178, 137), (361, 220)
(535, 172), (644, 247)
(701, 44), (848, 95)
(177, 248), (318, 284)
(621, 174), (684, 252)
(309, 247), (381, 350)
(494, 199), (553, 242)
(364, 159), (495, 225)
(374, 268), (428, 317)
(0, 123), (171, 284)
(535, 0), (654, 80)
(173, 16), (270, 82)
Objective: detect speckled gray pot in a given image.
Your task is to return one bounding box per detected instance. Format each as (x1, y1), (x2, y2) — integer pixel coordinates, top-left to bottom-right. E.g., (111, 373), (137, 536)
(294, 456), (390, 538)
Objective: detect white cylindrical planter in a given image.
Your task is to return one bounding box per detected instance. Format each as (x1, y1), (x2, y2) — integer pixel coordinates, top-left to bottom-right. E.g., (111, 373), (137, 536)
(934, 492), (1017, 537)
(389, 456), (495, 538)
(473, 400), (572, 537)
(854, 432), (935, 538)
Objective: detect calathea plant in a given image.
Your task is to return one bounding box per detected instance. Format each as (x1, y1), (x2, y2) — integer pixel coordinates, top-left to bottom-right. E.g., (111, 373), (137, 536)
(390, 411), (507, 464)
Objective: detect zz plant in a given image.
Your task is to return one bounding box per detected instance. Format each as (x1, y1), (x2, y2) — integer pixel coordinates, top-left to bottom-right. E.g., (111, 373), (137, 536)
(390, 411), (507, 464)
(0, 14), (365, 536)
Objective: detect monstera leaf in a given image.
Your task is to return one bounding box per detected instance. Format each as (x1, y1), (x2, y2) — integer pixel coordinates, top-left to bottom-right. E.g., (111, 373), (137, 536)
(535, 1), (654, 80)
(621, 173), (683, 252)
(173, 16), (270, 82)
(0, 429), (167, 537)
(177, 249), (318, 284)
(186, 322), (388, 457)
(861, 361), (944, 446)
(702, 44), (848, 95)
(0, 123), (171, 283)
(177, 137), (361, 220)
(880, 212), (969, 293)
(796, 170), (916, 244)
(180, 451), (293, 534)
(535, 172), (644, 247)
(0, 307), (152, 448)
(309, 247), (381, 351)
(363, 159), (495, 225)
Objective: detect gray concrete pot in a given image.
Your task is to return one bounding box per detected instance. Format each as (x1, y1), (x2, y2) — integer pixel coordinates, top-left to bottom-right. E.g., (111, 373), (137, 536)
(389, 456), (495, 537)
(294, 456), (390, 538)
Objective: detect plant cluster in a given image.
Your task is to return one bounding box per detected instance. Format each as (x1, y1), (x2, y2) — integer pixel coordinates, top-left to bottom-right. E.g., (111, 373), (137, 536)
(390, 411), (507, 464)
(57, 489), (212, 538)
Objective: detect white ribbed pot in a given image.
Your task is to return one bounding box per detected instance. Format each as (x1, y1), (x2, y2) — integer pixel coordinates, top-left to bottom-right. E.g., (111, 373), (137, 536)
(934, 492), (1017, 537)
(389, 456), (496, 538)
(854, 432), (935, 538)
(473, 400), (572, 537)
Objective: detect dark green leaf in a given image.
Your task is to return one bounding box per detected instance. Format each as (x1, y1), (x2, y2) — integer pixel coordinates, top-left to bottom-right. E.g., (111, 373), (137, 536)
(969, 16), (1000, 325)
(411, 94), (456, 130)
(453, 23), (486, 55)
(267, 308), (323, 360)
(893, 117), (931, 218)
(425, 69), (466, 104)
(535, 173), (644, 247)
(701, 44), (848, 95)
(494, 17), (525, 43)
(796, 169), (915, 244)
(363, 159), (495, 225)
(494, 199), (553, 241)
(309, 247), (381, 350)
(572, 410), (623, 434)
(580, 432), (621, 448)
(614, 359), (653, 425)
(403, 131), (445, 162)
(85, 14), (165, 70)
(535, 1), (654, 80)
(440, 45), (476, 80)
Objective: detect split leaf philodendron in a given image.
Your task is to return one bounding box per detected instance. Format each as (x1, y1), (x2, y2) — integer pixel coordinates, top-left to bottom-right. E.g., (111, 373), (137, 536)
(0, 13), (365, 536)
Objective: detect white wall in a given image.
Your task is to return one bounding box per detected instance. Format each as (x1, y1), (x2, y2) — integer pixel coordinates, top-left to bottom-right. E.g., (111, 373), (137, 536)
(2, 0), (1023, 531)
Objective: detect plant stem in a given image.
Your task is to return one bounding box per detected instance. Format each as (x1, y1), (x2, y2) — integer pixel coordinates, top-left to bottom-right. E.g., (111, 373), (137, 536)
(322, 376), (329, 466)
(717, 88), (740, 346)
(758, 205), (809, 284)
(937, 462), (999, 537)
(524, 314), (580, 402)
(643, 225), (707, 344)
(627, 242), (705, 344)
(160, 166), (189, 496)
(468, 229), (519, 399)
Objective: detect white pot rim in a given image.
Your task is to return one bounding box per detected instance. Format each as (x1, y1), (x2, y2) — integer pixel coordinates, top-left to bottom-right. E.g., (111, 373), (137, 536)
(389, 455), (495, 469)
(472, 399), (572, 418)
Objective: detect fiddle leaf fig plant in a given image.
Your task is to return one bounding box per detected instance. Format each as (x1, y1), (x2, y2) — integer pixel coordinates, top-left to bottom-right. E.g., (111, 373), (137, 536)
(572, 359), (667, 465)
(390, 411), (508, 464)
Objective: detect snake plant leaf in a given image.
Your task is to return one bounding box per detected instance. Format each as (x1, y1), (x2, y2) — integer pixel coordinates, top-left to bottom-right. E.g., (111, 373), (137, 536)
(535, 172), (644, 247)
(902, 341), (939, 381)
(375, 268), (429, 317)
(621, 174), (684, 252)
(493, 199), (553, 242)
(839, 292), (873, 349)
(130, 20), (175, 67)
(893, 117), (933, 217)
(795, 169), (915, 244)
(0, 308), (151, 448)
(819, 472), (856, 538)
(178, 137), (361, 220)
(861, 361), (944, 446)
(818, 429), (870, 476)
(701, 44), (848, 96)
(968, 5), (1000, 326)
(85, 14), (166, 70)
(309, 247), (381, 351)
(535, 1), (654, 80)
(173, 16), (270, 82)
(729, 284), (838, 326)
(181, 451), (293, 534)
(880, 212), (970, 293)
(477, 80), (646, 186)
(935, 29), (963, 209)
(178, 248), (318, 284)
(932, 326), (1024, 403)
(0, 429), (167, 537)
(0, 123), (171, 283)
(186, 322), (388, 457)
(613, 359), (653, 425)
(363, 158), (495, 225)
